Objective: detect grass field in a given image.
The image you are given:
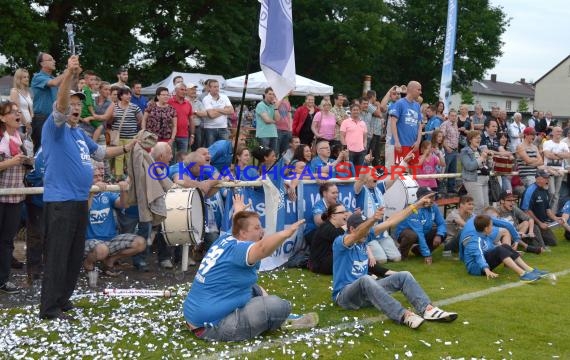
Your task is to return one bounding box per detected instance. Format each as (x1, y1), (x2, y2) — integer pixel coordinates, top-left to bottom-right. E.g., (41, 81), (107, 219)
(1, 232), (570, 360)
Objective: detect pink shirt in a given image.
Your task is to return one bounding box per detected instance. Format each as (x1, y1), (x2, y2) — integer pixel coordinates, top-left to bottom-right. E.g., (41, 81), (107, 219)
(417, 154), (439, 188)
(340, 118), (367, 152)
(313, 111), (336, 140)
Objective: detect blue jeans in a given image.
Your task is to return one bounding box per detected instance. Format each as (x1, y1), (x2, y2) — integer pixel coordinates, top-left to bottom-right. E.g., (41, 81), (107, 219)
(349, 150), (366, 166)
(335, 272), (430, 323)
(445, 151), (458, 192)
(203, 128), (229, 148)
(257, 137), (278, 151)
(277, 130), (292, 156)
(201, 295), (291, 341)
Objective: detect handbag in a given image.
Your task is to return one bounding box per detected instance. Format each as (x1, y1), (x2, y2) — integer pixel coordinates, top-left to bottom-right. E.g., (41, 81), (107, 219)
(488, 176), (502, 203)
(109, 106), (127, 146)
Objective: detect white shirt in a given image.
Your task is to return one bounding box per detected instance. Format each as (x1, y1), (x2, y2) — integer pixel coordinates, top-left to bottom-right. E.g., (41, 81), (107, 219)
(202, 93), (232, 129)
(508, 121), (525, 151)
(542, 140), (569, 168)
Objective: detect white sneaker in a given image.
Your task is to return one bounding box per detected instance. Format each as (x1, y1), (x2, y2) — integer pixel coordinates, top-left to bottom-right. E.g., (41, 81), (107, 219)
(402, 312), (424, 329)
(283, 312), (319, 330)
(160, 259), (174, 269)
(423, 306), (458, 322)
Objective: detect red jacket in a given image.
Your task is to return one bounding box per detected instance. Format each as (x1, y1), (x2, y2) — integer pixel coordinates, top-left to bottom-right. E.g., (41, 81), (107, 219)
(292, 105), (319, 136)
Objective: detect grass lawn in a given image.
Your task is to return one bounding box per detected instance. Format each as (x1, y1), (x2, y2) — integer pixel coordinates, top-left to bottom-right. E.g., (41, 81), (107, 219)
(2, 231), (570, 359)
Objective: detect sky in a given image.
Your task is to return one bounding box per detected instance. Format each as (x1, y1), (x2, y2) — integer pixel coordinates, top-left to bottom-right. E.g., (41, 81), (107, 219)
(486, 0), (570, 83)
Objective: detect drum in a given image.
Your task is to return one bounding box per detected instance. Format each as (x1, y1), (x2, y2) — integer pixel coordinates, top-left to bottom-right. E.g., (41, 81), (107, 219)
(383, 175), (419, 217)
(162, 188), (205, 246)
(493, 156), (514, 175)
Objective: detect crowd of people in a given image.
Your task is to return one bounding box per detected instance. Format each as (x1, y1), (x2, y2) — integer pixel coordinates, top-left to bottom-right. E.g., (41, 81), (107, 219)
(0, 53), (566, 341)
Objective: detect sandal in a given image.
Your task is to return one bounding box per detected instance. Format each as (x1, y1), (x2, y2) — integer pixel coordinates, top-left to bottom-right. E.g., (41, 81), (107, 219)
(100, 264), (121, 277)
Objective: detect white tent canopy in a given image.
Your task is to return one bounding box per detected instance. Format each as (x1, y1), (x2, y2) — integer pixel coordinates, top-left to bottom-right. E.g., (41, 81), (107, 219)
(141, 71), (261, 100)
(224, 71), (333, 96)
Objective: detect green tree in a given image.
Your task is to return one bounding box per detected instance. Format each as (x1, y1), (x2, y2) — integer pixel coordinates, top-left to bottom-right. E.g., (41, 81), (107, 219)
(517, 97), (529, 113)
(461, 88), (475, 104)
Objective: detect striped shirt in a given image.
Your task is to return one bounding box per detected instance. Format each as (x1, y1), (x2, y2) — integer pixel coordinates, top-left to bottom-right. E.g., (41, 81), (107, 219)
(440, 120), (459, 150)
(0, 156), (26, 203)
(112, 103), (141, 138)
(516, 145), (539, 178)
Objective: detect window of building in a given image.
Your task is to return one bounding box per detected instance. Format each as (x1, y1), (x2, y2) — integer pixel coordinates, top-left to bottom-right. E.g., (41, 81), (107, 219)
(506, 100), (512, 111)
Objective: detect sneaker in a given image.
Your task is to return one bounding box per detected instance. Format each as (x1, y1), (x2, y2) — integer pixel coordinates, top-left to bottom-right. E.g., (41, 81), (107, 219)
(402, 312), (424, 329)
(283, 312), (319, 330)
(520, 271), (540, 282)
(531, 268), (550, 278)
(0, 281), (20, 294)
(423, 306), (458, 322)
(134, 260), (150, 272)
(160, 259), (174, 269)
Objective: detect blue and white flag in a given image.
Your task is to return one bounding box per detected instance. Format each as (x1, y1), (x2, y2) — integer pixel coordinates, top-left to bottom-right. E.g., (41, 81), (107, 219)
(438, 0), (458, 114)
(259, 0), (296, 100)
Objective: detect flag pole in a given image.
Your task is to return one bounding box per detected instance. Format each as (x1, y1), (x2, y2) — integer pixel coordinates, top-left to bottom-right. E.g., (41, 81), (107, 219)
(231, 12), (260, 166)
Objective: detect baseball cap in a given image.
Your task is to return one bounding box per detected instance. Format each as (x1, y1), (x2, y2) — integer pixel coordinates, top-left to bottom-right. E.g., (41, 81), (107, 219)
(347, 213), (367, 229)
(523, 127), (535, 136)
(416, 186), (436, 200)
(69, 90), (85, 101)
(536, 169), (550, 178)
(187, 82), (198, 88)
(499, 190), (516, 201)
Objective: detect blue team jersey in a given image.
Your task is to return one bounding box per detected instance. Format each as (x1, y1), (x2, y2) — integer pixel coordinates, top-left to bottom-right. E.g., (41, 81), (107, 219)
(388, 98), (422, 146)
(332, 235), (369, 300)
(86, 192), (120, 241)
(183, 235), (259, 326)
(208, 140), (233, 173)
(42, 114), (100, 202)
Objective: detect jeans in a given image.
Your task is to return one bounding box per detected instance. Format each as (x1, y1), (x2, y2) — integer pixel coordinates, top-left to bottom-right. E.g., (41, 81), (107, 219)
(349, 150), (366, 166)
(203, 128), (229, 148)
(173, 136), (189, 164)
(201, 295), (291, 341)
(277, 130), (292, 156)
(191, 126), (204, 151)
(368, 135), (382, 166)
(335, 272), (431, 323)
(116, 211), (150, 266)
(445, 151), (458, 192)
(257, 137), (278, 152)
(0, 202), (23, 285)
(40, 201), (88, 319)
(548, 174), (564, 209)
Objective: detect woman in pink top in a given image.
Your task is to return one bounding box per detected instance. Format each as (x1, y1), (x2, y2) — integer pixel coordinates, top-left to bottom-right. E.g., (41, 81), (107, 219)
(311, 100), (336, 142)
(417, 140), (444, 190)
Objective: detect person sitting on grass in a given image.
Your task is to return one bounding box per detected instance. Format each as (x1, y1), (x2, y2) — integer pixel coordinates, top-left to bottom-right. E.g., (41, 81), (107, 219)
(496, 191), (546, 254)
(333, 196), (458, 330)
(183, 194), (318, 342)
(395, 187), (446, 264)
(443, 195), (475, 254)
(459, 214), (549, 282)
(83, 163), (145, 277)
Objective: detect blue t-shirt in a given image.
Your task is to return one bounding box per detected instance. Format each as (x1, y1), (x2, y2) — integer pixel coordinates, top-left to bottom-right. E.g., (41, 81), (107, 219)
(131, 94), (148, 113)
(208, 140), (233, 173)
(86, 192), (120, 241)
(388, 98), (422, 146)
(332, 235), (368, 300)
(424, 116), (443, 141)
(304, 199), (334, 236)
(42, 114), (100, 202)
(183, 235), (259, 326)
(31, 71), (58, 116)
(309, 156), (336, 179)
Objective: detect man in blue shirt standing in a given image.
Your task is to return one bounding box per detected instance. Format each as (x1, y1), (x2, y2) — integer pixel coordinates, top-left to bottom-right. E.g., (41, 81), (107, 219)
(31, 52), (65, 152)
(39, 55), (138, 321)
(183, 206), (318, 341)
(389, 81), (423, 165)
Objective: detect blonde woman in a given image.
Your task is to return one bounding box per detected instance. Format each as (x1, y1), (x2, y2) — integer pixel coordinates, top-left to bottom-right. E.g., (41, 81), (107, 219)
(10, 69), (34, 134)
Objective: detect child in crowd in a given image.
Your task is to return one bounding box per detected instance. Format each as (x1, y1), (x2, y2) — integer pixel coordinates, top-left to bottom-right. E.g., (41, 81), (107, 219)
(416, 140), (444, 191)
(430, 130), (446, 192)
